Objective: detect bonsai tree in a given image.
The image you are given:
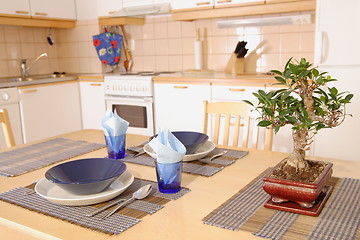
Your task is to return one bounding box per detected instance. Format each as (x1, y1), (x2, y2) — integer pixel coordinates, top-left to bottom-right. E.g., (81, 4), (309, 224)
(244, 58), (353, 179)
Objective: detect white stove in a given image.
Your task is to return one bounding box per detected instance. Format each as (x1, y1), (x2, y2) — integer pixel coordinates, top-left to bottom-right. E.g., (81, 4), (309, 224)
(103, 71), (175, 136)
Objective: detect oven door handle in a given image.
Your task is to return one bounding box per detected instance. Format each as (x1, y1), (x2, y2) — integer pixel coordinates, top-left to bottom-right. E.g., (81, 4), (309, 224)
(105, 96), (153, 103)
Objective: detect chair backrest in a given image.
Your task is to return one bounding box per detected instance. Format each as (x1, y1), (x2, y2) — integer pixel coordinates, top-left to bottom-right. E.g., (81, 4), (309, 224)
(0, 108), (16, 148)
(203, 101), (273, 150)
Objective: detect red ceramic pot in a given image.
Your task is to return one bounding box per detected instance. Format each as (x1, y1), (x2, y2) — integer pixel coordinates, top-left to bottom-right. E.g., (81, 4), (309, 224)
(263, 160), (333, 208)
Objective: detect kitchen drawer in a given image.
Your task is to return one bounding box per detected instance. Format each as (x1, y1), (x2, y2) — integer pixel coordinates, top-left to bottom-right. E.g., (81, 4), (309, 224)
(211, 84), (265, 102)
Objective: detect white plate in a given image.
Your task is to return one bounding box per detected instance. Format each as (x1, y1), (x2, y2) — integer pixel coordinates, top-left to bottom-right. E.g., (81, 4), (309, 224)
(143, 140), (216, 162)
(35, 170), (134, 206)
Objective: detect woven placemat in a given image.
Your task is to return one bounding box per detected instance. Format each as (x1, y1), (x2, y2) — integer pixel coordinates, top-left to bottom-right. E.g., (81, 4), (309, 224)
(124, 148), (248, 177)
(203, 172), (360, 240)
(0, 178), (190, 235)
(0, 138), (105, 177)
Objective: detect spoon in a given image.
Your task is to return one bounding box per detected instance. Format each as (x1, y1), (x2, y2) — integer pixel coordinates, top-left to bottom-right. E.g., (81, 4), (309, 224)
(207, 150), (228, 162)
(102, 184), (153, 219)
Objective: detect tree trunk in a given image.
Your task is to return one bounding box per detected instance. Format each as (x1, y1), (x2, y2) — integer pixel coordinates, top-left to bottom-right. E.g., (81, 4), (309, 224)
(285, 128), (309, 170)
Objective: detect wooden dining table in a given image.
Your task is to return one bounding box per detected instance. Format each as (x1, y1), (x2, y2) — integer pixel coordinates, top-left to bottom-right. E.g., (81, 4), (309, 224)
(1, 129), (359, 240)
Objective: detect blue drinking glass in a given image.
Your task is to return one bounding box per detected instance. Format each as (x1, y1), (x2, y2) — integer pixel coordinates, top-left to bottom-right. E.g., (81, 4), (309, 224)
(105, 134), (126, 159)
(155, 160), (183, 194)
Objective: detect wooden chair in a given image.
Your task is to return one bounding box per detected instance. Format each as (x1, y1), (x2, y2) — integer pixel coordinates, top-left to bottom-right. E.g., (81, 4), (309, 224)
(203, 101), (273, 150)
(0, 108), (16, 148)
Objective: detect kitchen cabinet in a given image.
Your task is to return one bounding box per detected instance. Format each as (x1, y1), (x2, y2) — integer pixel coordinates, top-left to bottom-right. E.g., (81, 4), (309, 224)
(172, 0), (315, 21)
(97, 0), (123, 17)
(214, 0), (264, 8)
(312, 0), (360, 162)
(79, 79), (106, 130)
(315, 0), (360, 66)
(154, 83), (211, 132)
(18, 81), (82, 143)
(0, 0), (31, 17)
(171, 0), (214, 11)
(30, 0), (76, 20)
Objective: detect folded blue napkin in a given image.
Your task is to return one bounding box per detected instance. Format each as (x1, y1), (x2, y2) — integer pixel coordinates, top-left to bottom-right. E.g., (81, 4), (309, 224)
(102, 110), (129, 153)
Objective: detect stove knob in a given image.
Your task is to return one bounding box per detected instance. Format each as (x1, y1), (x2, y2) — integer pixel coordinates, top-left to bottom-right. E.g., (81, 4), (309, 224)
(142, 86), (147, 92)
(112, 85), (117, 91)
(136, 86), (141, 91)
(124, 86), (129, 91)
(1, 92), (10, 101)
(130, 86), (135, 91)
(118, 85), (123, 91)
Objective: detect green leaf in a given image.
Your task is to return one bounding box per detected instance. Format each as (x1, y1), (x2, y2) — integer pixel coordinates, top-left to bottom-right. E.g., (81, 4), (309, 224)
(275, 125), (281, 134)
(270, 70), (283, 76)
(264, 107), (273, 116)
(258, 120), (272, 127)
(274, 76), (286, 84)
(330, 87), (338, 96)
(243, 100), (254, 106)
(312, 68), (319, 77)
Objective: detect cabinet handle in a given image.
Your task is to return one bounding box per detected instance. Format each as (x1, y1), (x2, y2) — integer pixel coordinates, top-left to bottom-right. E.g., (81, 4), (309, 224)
(217, 0), (232, 3)
(229, 88), (245, 92)
(173, 86), (188, 89)
(90, 83), (102, 86)
(196, 2), (211, 6)
(108, 11), (116, 14)
(34, 12), (47, 16)
(15, 10), (29, 14)
(23, 89), (38, 94)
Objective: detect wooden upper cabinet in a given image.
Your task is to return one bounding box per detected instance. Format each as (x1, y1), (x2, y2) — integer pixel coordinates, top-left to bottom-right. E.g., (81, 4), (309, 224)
(30, 0), (76, 20)
(171, 0), (214, 12)
(97, 0), (123, 17)
(214, 0), (264, 9)
(0, 0), (31, 17)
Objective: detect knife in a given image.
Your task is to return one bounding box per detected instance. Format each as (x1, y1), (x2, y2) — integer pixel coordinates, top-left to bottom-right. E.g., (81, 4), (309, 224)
(86, 198), (126, 217)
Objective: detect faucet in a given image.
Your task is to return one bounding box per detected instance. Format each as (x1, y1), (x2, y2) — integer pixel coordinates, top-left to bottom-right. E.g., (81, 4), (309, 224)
(20, 53), (48, 78)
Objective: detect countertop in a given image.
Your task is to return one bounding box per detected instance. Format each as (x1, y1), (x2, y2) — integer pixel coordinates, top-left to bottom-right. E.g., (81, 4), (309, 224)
(0, 71), (277, 89)
(153, 71), (277, 85)
(1, 129), (359, 240)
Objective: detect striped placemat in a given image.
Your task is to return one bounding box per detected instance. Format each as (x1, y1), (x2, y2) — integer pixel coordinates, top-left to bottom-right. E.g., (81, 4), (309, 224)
(123, 148), (248, 177)
(0, 177), (190, 235)
(0, 138), (105, 177)
(203, 172), (360, 240)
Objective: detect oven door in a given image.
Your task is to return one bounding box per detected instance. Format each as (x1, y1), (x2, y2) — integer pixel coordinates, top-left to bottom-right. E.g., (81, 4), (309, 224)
(106, 96), (154, 136)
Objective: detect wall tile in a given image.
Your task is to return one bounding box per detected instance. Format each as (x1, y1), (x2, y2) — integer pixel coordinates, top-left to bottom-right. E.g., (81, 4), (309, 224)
(210, 36), (227, 54)
(3, 27), (20, 43)
(168, 38), (182, 55)
(20, 43), (36, 59)
(262, 33), (280, 53)
(300, 32), (314, 52)
(168, 55), (183, 71)
(155, 55), (169, 71)
(142, 39), (155, 55)
(0, 44), (7, 59)
(167, 21), (182, 39)
(19, 27), (34, 43)
(182, 55), (195, 70)
(0, 60), (9, 77)
(5, 44), (21, 59)
(181, 21), (196, 38)
(155, 39), (169, 55)
(142, 22), (155, 39)
(7, 60), (20, 76)
(0, 27), (5, 42)
(154, 22), (168, 39)
(182, 38), (195, 55)
(280, 33), (300, 53)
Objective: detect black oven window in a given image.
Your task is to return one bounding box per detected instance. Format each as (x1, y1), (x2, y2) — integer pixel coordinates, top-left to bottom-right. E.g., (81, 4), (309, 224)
(113, 105), (148, 128)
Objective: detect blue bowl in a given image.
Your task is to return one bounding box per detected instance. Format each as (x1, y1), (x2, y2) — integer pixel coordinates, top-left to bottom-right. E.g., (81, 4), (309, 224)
(172, 131), (209, 154)
(45, 158), (127, 195)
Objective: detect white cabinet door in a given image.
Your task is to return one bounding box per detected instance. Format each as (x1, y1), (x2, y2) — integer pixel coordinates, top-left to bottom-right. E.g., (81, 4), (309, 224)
(18, 82), (82, 143)
(214, 0), (264, 8)
(30, 0), (76, 19)
(171, 0), (214, 11)
(211, 84), (264, 103)
(315, 0), (360, 66)
(0, 0), (30, 16)
(97, 0), (123, 17)
(79, 81), (106, 130)
(154, 83), (211, 132)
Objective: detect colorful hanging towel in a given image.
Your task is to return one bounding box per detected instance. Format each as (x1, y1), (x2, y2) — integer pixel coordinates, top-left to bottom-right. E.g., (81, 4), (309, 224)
(93, 32), (123, 65)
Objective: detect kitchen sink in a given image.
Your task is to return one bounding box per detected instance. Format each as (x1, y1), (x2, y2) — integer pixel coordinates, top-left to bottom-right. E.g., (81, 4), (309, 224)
(0, 74), (78, 88)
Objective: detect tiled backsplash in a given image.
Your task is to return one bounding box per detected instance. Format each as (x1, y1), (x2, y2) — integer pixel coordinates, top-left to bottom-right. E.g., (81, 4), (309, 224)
(0, 12), (314, 77)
